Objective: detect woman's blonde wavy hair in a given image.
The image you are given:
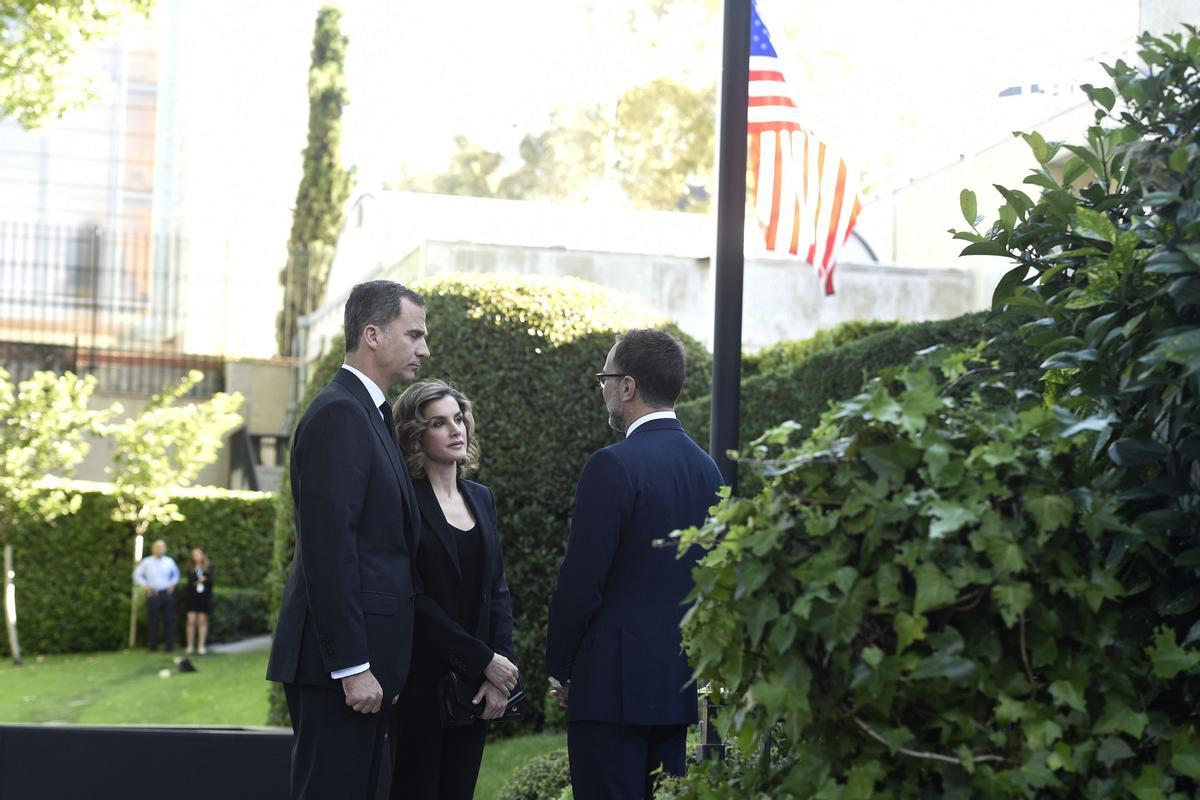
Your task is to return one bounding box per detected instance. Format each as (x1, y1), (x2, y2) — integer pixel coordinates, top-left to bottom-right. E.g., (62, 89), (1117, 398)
(392, 379), (481, 479)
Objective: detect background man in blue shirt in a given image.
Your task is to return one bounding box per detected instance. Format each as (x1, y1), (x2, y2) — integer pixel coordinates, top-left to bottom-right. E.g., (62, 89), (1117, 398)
(133, 538), (180, 652)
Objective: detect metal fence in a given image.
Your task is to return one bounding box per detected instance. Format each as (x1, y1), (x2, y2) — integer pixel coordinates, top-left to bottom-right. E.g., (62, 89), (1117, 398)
(0, 223), (225, 395)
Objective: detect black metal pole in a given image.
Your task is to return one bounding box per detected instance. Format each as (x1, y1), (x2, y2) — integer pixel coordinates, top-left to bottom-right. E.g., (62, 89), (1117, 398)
(709, 0), (751, 491)
(698, 0), (751, 764)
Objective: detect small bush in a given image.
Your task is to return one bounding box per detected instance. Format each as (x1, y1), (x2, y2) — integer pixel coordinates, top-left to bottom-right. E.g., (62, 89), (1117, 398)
(498, 748), (571, 800)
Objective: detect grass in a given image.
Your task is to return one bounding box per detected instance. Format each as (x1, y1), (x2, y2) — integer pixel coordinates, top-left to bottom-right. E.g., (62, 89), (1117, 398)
(0, 648), (270, 725)
(476, 731), (567, 800)
(0, 648), (566, 798)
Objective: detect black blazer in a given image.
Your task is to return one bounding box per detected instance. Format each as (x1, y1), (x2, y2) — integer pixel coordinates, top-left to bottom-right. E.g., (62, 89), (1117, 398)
(546, 418), (723, 725)
(267, 369), (422, 700)
(404, 477), (515, 696)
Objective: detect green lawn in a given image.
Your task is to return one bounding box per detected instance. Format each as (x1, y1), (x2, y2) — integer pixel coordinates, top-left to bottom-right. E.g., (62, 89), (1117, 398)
(0, 648), (565, 798)
(477, 731), (567, 800)
(0, 648), (271, 725)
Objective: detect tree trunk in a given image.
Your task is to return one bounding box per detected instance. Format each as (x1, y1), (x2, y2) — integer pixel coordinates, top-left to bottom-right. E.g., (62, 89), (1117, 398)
(127, 529), (145, 649)
(4, 543), (22, 666)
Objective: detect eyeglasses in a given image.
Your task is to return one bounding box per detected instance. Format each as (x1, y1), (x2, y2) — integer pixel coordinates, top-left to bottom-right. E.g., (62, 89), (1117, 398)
(594, 372), (628, 388)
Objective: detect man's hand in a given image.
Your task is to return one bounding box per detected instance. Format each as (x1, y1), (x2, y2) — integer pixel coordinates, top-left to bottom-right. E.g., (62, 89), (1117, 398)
(484, 653), (519, 693)
(142, 586), (152, 597)
(473, 681), (509, 720)
(166, 585), (175, 594)
(341, 669), (383, 714)
(550, 684), (569, 709)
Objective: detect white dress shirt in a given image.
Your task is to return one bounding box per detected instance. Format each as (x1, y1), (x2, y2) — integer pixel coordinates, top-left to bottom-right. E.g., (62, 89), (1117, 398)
(625, 410), (677, 437)
(133, 555), (180, 591)
(328, 365), (387, 681)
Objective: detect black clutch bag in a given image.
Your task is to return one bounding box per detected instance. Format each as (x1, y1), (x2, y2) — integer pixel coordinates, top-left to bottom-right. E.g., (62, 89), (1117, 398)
(436, 671), (525, 727)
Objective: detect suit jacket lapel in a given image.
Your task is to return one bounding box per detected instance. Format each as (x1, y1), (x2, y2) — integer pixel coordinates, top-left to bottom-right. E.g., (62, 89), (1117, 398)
(333, 370), (421, 550)
(462, 482), (496, 638)
(415, 479), (462, 579)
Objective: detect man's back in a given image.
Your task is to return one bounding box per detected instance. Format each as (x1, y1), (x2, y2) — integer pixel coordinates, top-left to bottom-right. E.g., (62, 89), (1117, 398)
(546, 417), (723, 726)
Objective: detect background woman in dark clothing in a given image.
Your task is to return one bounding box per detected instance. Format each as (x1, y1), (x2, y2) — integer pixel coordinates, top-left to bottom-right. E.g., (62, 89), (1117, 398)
(391, 380), (519, 800)
(184, 547), (213, 655)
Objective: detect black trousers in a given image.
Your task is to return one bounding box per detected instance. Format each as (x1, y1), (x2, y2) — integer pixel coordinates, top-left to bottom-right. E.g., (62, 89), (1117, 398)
(567, 720), (688, 800)
(390, 693), (487, 800)
(146, 590), (175, 651)
(284, 683), (393, 800)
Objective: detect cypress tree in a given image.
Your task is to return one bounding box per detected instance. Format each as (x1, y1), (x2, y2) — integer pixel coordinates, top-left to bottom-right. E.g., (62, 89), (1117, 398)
(276, 4), (352, 357)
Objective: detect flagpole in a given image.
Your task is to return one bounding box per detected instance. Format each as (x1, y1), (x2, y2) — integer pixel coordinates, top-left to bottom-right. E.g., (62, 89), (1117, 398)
(709, 0), (751, 491)
(696, 0), (750, 765)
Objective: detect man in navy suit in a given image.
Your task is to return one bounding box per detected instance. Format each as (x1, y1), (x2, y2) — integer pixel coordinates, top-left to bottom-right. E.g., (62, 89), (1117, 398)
(546, 328), (724, 799)
(267, 280), (429, 799)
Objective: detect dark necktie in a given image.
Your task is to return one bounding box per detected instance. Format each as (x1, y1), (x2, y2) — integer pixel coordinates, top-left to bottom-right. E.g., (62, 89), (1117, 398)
(379, 401), (397, 448)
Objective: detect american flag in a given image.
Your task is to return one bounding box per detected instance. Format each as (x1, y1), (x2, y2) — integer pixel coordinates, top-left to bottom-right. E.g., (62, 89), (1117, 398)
(749, 3), (861, 295)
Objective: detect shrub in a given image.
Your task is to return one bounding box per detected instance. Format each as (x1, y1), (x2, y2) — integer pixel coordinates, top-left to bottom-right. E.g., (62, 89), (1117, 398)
(677, 311), (1040, 470)
(673, 28), (1200, 798)
(0, 483), (275, 657)
(498, 747), (571, 800)
(741, 319), (901, 378)
(267, 274), (712, 726)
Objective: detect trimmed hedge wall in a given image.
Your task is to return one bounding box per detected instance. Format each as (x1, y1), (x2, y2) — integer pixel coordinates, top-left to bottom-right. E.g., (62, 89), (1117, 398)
(267, 274), (712, 727)
(1, 484), (275, 657)
(740, 319), (901, 378)
(677, 311), (1040, 459)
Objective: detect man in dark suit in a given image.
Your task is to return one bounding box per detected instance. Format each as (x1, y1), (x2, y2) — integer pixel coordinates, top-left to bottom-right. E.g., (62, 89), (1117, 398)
(546, 328), (724, 800)
(267, 280), (429, 800)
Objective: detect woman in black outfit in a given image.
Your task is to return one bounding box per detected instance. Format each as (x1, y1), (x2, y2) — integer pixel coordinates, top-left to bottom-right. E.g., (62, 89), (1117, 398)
(390, 380), (519, 800)
(185, 547), (213, 655)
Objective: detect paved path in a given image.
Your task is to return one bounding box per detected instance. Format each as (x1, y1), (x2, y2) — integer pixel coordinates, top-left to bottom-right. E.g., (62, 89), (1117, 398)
(207, 634), (271, 654)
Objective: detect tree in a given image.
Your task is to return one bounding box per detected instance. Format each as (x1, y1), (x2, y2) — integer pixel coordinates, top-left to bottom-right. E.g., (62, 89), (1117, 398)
(612, 78), (715, 211)
(276, 4), (353, 358)
(0, 369), (110, 663)
(399, 78), (713, 211)
(105, 370), (243, 648)
(0, 0), (155, 129)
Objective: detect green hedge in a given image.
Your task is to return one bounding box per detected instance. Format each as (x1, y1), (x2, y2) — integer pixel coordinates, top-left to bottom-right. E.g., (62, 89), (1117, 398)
(498, 748), (571, 800)
(678, 311), (1040, 461)
(1, 484), (275, 657)
(267, 274), (712, 727)
(741, 319), (901, 378)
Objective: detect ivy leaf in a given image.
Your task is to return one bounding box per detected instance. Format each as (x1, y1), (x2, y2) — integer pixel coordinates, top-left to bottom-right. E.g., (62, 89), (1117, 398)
(1147, 626), (1200, 678)
(910, 650), (977, 681)
(914, 562), (957, 614)
(1025, 494), (1073, 532)
(994, 582), (1033, 627)
(1171, 737), (1200, 780)
(1094, 698), (1148, 738)
(926, 499), (982, 539)
(1049, 679), (1086, 712)
(1130, 765), (1167, 800)
(1096, 736), (1135, 769)
(893, 611), (927, 653)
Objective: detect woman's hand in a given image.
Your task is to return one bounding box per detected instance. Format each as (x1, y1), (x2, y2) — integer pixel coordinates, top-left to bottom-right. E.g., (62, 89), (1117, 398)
(472, 681), (509, 720)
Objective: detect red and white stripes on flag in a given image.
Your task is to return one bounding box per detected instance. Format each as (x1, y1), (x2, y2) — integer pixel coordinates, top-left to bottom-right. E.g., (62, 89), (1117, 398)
(748, 7), (861, 296)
